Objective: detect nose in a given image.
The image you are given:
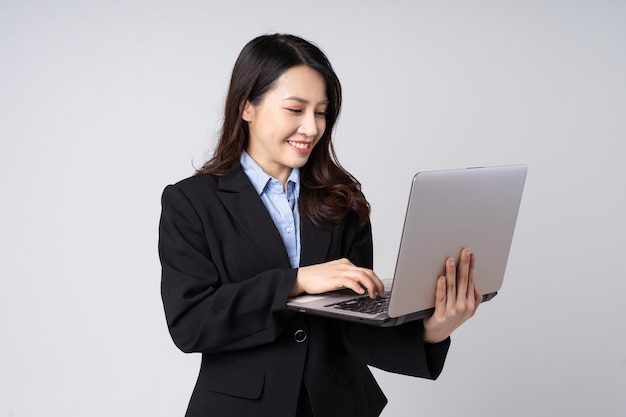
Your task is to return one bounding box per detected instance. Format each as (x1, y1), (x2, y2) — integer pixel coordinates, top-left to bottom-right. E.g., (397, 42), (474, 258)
(298, 111), (319, 138)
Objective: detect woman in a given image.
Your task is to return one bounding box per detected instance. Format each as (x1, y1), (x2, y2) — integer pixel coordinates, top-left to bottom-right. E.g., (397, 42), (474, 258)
(159, 33), (481, 417)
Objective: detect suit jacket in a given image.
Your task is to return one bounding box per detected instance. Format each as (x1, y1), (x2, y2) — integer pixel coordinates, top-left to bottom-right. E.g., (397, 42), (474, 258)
(159, 168), (450, 417)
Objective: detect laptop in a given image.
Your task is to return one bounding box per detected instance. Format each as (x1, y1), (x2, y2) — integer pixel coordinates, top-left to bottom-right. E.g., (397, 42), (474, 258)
(287, 164), (527, 327)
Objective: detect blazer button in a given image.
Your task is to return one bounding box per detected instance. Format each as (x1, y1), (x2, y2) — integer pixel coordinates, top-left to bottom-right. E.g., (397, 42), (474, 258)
(294, 329), (307, 343)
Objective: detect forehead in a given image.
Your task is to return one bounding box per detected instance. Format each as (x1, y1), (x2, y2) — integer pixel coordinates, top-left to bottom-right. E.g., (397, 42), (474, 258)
(271, 65), (327, 102)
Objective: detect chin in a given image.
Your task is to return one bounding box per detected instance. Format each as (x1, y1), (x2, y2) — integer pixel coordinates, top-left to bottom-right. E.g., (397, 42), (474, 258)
(290, 159), (310, 169)
(285, 152), (312, 167)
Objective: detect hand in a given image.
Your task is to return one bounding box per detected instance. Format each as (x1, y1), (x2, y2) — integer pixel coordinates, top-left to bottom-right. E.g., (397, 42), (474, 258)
(290, 258), (386, 299)
(423, 248), (482, 344)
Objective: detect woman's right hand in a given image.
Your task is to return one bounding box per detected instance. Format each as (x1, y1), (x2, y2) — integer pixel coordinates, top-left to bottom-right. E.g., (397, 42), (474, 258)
(290, 258), (385, 299)
(422, 247), (482, 343)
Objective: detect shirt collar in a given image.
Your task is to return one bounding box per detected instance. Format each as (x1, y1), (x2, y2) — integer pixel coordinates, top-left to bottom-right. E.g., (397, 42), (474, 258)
(240, 151), (300, 196)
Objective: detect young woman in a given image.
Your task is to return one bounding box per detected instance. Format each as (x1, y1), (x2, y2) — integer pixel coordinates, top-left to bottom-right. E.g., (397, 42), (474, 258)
(159, 33), (481, 417)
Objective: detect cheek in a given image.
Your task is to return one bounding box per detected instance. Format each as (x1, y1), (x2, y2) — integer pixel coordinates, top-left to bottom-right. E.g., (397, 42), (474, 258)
(317, 120), (327, 138)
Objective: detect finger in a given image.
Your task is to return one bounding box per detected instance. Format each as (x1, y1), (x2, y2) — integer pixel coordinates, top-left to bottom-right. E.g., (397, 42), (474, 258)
(332, 259), (367, 295)
(340, 275), (367, 296)
(467, 253), (482, 310)
(368, 270), (386, 298)
(434, 275), (447, 314)
(468, 252), (477, 299)
(474, 286), (482, 306)
(445, 256), (457, 311)
(334, 265), (377, 298)
(456, 248), (471, 299)
(355, 268), (385, 299)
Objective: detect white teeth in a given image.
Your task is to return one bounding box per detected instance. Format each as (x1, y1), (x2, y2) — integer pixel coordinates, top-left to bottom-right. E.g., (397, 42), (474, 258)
(288, 141), (310, 149)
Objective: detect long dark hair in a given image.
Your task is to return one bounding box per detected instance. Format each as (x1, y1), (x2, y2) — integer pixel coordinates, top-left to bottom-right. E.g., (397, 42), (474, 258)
(197, 34), (369, 228)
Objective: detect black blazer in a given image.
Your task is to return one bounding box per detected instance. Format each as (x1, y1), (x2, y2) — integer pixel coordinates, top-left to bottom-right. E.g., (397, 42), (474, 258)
(159, 168), (450, 417)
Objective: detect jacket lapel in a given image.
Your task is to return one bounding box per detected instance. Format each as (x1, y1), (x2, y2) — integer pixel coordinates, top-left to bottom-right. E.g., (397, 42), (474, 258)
(216, 169), (291, 268)
(216, 168), (334, 269)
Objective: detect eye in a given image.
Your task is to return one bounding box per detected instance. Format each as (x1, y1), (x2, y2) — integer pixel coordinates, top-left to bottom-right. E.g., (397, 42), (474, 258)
(285, 108), (302, 114)
(315, 111), (328, 117)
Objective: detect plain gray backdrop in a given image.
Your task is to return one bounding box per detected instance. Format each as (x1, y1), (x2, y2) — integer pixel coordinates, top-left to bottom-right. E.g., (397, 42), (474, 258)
(1, 1), (624, 416)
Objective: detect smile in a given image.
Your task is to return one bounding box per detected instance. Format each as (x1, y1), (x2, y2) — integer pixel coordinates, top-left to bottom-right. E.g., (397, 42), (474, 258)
(288, 141), (312, 150)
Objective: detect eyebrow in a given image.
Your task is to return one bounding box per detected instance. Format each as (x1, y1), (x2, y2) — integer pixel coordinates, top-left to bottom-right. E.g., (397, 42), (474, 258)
(282, 97), (329, 105)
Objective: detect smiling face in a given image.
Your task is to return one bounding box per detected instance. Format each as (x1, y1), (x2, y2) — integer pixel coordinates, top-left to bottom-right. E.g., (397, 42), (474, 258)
(242, 65), (328, 185)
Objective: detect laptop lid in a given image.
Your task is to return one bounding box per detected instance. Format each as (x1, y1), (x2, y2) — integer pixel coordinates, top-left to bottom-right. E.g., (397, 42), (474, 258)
(287, 164), (527, 327)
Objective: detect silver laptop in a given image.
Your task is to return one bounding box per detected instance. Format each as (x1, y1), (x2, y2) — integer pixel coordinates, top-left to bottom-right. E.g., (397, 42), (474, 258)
(287, 164), (527, 327)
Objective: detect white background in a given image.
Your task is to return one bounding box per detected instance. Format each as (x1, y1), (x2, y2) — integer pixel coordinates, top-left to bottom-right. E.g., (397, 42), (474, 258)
(1, 1), (624, 416)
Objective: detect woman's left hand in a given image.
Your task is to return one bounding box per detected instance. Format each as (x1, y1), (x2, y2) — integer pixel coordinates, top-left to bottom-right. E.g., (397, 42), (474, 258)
(422, 248), (482, 344)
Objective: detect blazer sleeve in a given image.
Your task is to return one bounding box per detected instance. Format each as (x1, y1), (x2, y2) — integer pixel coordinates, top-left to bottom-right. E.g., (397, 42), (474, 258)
(159, 183), (296, 355)
(339, 215), (451, 380)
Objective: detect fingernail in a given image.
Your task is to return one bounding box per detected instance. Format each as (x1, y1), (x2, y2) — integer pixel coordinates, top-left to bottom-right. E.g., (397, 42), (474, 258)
(448, 258), (454, 266)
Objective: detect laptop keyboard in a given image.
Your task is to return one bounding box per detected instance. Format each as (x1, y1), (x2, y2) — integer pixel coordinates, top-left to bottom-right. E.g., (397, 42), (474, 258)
(325, 294), (390, 315)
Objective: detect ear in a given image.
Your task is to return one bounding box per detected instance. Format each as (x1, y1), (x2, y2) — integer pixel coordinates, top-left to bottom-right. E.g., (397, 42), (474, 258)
(241, 100), (255, 122)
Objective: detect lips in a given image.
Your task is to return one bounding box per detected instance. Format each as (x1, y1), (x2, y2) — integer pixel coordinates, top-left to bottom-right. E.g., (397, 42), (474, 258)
(287, 141), (313, 152)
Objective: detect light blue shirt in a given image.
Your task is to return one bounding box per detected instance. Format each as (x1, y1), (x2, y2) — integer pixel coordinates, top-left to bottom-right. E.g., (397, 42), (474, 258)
(240, 152), (301, 268)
